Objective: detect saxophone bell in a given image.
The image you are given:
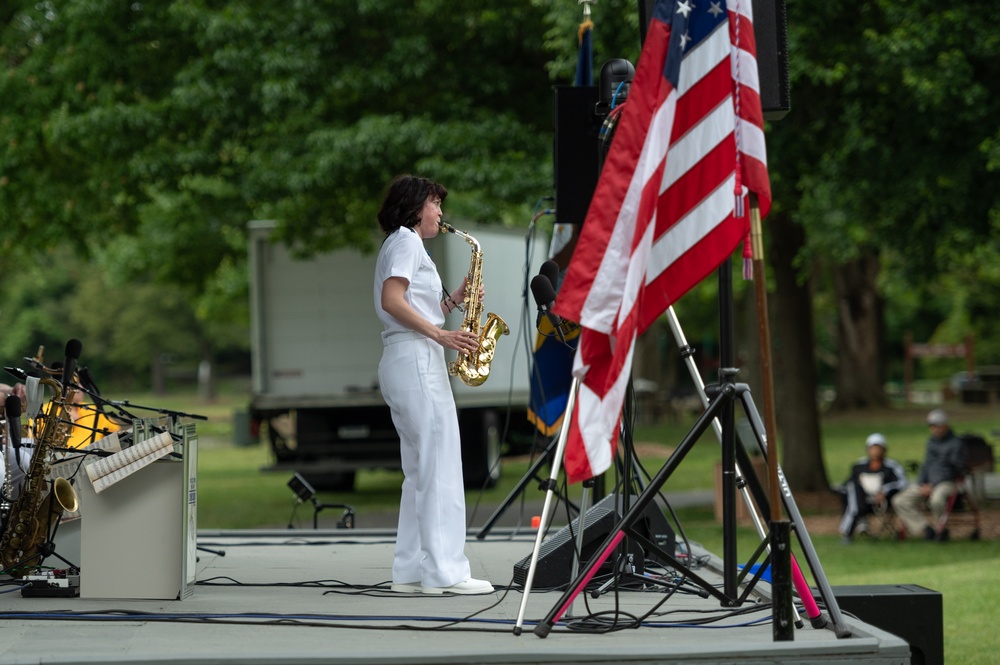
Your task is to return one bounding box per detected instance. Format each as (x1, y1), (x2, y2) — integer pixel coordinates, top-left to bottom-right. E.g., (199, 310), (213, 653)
(50, 477), (79, 514)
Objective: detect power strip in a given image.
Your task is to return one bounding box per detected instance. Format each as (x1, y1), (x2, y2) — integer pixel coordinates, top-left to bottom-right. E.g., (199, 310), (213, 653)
(21, 571), (81, 598)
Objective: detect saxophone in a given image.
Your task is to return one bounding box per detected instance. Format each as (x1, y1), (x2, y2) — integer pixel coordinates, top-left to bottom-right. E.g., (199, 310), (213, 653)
(439, 222), (509, 387)
(0, 378), (79, 577)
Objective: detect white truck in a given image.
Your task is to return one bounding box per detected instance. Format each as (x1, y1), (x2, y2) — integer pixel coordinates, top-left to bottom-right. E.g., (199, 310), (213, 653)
(248, 220), (547, 490)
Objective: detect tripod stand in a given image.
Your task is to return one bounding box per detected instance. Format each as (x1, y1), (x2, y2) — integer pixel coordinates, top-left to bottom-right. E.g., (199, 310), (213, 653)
(587, 380), (671, 599)
(475, 433), (579, 539)
(663, 306), (825, 628)
(532, 371), (850, 637)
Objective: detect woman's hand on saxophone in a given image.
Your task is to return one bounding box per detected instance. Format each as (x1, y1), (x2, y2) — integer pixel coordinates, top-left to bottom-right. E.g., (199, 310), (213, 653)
(452, 277), (484, 304)
(436, 328), (479, 355)
(382, 277), (477, 355)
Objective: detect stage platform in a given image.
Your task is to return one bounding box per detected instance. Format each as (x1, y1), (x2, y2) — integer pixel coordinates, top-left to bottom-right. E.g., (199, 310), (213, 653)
(0, 528), (910, 665)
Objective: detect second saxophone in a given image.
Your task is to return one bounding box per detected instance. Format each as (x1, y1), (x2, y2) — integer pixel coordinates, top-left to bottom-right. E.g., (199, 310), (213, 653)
(439, 222), (509, 387)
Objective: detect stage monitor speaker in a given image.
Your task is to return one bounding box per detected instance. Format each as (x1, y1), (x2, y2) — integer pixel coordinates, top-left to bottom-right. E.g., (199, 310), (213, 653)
(638, 0), (790, 120)
(817, 585), (942, 665)
(512, 493), (676, 589)
(553, 85), (601, 226)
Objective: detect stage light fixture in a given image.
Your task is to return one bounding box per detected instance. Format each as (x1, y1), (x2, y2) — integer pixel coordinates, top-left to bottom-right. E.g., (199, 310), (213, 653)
(286, 472), (356, 530)
(287, 472), (316, 504)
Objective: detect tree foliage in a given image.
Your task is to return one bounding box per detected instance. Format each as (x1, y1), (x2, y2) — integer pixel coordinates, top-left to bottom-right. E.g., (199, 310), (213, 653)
(767, 0), (1000, 404)
(1, 0), (560, 287)
(4, 0), (1000, 413)
(0, 247), (237, 387)
(772, 1), (1000, 269)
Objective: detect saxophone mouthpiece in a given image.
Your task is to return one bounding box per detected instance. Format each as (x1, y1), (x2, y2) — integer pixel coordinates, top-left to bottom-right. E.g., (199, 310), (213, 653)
(439, 221), (455, 234)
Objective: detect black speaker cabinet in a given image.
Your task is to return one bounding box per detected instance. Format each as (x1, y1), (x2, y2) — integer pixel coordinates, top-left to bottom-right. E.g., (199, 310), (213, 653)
(638, 0), (790, 120)
(752, 0), (791, 120)
(553, 85), (601, 226)
(819, 585), (943, 665)
(512, 493), (676, 589)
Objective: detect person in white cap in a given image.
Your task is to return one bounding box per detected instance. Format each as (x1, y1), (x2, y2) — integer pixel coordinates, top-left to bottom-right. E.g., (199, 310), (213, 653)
(891, 409), (967, 541)
(837, 433), (908, 543)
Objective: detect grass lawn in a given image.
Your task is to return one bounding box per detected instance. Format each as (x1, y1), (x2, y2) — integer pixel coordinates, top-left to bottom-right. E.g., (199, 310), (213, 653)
(113, 384), (1000, 662)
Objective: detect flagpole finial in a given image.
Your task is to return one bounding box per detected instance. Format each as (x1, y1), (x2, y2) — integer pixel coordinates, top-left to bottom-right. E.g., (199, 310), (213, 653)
(579, 0), (595, 19)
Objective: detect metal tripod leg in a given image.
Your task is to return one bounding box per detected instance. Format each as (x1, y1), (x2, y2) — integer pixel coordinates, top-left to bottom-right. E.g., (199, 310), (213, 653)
(565, 478), (593, 617)
(513, 376), (581, 636)
(476, 434), (579, 540)
(737, 390), (851, 638)
(587, 384), (656, 600)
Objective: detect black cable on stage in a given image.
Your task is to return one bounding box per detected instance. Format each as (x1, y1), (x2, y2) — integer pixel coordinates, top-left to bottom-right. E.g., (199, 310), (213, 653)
(0, 603), (778, 633)
(196, 576), (377, 590)
(196, 538), (399, 548)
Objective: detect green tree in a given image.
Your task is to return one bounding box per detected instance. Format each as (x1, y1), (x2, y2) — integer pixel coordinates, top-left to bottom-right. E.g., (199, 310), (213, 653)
(1, 0), (558, 277)
(0, 250), (233, 392)
(773, 0), (1000, 407)
(758, 0), (1000, 490)
(1, 0), (564, 389)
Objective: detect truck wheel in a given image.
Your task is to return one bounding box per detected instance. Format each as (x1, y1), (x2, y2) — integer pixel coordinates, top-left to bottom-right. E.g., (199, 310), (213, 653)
(460, 409), (502, 490)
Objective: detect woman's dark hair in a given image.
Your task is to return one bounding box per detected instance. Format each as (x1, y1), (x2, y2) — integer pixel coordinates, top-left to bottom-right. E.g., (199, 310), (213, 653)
(377, 175), (448, 235)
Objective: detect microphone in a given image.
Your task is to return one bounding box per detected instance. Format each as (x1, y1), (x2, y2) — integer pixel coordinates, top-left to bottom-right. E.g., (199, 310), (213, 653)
(530, 274), (564, 341)
(539, 260), (560, 293)
(61, 338), (83, 398)
(5, 394), (22, 454)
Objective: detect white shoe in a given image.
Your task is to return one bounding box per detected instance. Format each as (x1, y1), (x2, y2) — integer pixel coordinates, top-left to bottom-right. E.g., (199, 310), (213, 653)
(389, 582), (422, 593)
(420, 578), (494, 595)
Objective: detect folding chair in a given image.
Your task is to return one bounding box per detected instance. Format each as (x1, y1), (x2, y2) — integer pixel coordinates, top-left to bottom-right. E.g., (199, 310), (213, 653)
(936, 434), (995, 541)
(851, 473), (898, 538)
(936, 474), (982, 540)
(960, 433), (996, 502)
(832, 476), (898, 540)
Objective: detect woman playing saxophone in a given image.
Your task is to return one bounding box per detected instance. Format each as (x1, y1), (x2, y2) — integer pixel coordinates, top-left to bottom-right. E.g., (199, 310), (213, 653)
(373, 175), (493, 596)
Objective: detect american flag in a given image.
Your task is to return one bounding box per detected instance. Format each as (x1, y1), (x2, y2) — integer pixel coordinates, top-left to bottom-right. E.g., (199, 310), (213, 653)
(552, 0), (771, 483)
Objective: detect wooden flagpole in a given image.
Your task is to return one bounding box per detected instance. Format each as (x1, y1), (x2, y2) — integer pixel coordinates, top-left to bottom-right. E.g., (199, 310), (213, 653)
(749, 194), (781, 522)
(749, 193), (794, 641)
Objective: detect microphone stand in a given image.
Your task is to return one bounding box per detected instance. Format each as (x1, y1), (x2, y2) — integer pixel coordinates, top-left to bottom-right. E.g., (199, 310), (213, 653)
(67, 384), (203, 438)
(103, 399), (207, 422)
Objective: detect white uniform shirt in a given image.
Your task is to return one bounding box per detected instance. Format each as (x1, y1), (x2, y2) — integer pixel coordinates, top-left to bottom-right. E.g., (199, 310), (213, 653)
(374, 227), (444, 343)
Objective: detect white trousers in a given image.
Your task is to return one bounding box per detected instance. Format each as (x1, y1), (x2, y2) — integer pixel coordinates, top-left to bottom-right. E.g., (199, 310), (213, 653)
(379, 335), (471, 588)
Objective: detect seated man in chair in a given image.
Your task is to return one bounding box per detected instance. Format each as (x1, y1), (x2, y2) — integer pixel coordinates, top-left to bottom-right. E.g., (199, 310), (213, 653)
(892, 409), (967, 541)
(838, 433), (907, 543)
